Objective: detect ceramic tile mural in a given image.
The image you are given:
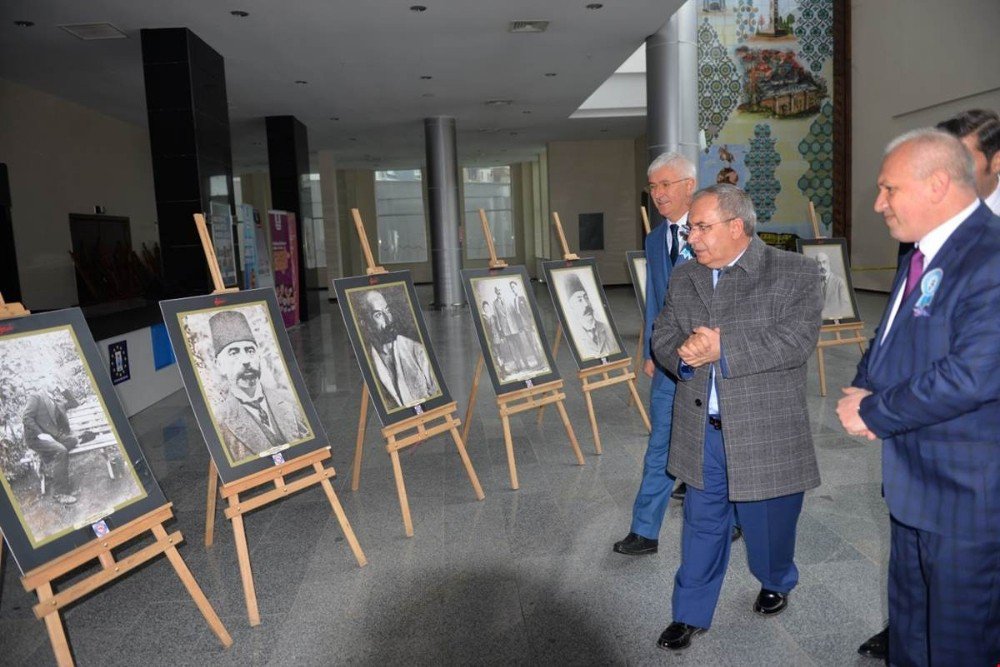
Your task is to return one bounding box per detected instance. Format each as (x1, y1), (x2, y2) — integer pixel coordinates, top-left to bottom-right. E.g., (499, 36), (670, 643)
(697, 0), (834, 236)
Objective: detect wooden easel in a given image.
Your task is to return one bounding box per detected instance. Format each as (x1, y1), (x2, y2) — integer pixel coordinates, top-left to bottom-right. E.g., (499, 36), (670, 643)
(195, 214), (366, 629)
(347, 209), (485, 536)
(460, 209), (584, 490)
(627, 206), (653, 400)
(0, 293), (232, 666)
(805, 203), (868, 397)
(538, 213), (652, 454)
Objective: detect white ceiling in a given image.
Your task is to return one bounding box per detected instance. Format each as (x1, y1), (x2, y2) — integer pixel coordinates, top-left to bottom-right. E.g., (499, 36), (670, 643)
(0, 1), (681, 170)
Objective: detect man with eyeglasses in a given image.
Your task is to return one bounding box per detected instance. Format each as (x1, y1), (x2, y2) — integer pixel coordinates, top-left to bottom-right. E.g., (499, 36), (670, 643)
(651, 184), (823, 650)
(612, 152), (697, 557)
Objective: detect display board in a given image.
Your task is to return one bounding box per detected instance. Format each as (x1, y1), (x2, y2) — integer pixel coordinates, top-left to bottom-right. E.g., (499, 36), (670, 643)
(625, 250), (648, 317)
(268, 210), (300, 327)
(159, 288), (329, 484)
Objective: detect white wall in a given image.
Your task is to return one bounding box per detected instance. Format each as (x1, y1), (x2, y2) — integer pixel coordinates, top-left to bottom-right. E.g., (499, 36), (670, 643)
(0, 78), (158, 310)
(850, 0), (1000, 291)
(97, 327), (182, 418)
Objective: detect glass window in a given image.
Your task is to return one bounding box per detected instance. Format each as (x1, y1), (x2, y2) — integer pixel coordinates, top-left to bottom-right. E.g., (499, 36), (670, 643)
(302, 173), (326, 269)
(464, 166), (513, 260)
(375, 169), (428, 264)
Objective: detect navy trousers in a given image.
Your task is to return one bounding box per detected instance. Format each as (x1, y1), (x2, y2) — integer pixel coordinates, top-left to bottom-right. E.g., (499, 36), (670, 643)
(672, 422), (803, 629)
(629, 374), (676, 539)
(888, 516), (1000, 667)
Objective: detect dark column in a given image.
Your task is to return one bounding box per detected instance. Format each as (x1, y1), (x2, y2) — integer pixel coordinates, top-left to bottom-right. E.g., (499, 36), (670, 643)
(141, 28), (235, 296)
(424, 117), (464, 308)
(0, 163), (21, 303)
(266, 115), (314, 321)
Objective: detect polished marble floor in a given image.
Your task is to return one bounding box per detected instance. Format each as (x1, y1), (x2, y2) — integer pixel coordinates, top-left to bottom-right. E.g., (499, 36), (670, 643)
(0, 284), (892, 666)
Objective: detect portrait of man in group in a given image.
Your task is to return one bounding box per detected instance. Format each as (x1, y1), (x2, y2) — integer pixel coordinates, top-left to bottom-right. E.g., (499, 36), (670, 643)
(209, 309), (310, 462)
(356, 288), (440, 410)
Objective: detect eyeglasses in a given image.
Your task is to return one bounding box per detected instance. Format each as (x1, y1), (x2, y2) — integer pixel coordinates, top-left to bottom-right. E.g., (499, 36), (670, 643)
(681, 217), (738, 237)
(647, 177), (692, 193)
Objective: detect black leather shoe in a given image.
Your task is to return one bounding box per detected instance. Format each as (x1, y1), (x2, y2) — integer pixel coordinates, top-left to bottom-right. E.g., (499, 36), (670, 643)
(731, 525), (743, 542)
(657, 622), (706, 650)
(613, 532), (658, 555)
(753, 589), (788, 615)
(857, 626), (888, 660)
(670, 482), (687, 500)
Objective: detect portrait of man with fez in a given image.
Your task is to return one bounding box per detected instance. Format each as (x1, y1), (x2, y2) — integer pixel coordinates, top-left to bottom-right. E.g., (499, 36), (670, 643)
(561, 272), (619, 360)
(208, 309), (310, 462)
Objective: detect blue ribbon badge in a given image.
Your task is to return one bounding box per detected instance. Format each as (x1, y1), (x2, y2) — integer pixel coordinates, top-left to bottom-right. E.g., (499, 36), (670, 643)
(679, 245), (695, 261)
(913, 268), (943, 317)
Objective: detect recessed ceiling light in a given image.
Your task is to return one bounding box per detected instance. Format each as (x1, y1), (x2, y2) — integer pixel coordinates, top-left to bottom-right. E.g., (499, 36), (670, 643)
(421, 93), (435, 98)
(544, 72), (557, 77)
(586, 3), (604, 9)
(349, 137), (358, 142)
(522, 110), (532, 115)
(13, 20), (35, 27)
(420, 75), (433, 80)
(410, 5), (427, 11)
(329, 117), (340, 121)
(294, 80), (308, 84)
(600, 128), (609, 133)
(230, 10), (249, 18)
(484, 99), (514, 107)
(509, 132), (519, 136)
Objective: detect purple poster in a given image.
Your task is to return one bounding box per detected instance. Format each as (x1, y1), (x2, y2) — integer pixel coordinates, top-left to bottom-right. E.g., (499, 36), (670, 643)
(268, 211), (300, 328)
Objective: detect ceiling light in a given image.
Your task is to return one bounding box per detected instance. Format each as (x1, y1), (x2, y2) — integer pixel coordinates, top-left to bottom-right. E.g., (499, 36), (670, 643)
(509, 132), (519, 136)
(509, 20), (549, 33)
(349, 138), (358, 142)
(13, 20), (35, 27)
(420, 75), (433, 80)
(410, 5), (427, 11)
(484, 99), (514, 107)
(59, 23), (127, 40)
(230, 10), (249, 17)
(586, 3), (604, 9)
(544, 72), (557, 77)
(422, 93), (435, 98)
(522, 110), (532, 115)
(330, 117), (340, 121)
(295, 80), (308, 84)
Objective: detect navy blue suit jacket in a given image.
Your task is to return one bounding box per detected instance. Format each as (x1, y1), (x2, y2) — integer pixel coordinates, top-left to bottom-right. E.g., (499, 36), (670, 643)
(853, 203), (1000, 541)
(644, 220), (687, 390)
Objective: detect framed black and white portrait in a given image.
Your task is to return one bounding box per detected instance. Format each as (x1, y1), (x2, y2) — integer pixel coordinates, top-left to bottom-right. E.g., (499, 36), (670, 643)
(461, 266), (560, 394)
(542, 258), (628, 369)
(625, 250), (648, 317)
(796, 238), (860, 324)
(333, 271), (451, 426)
(0, 309), (165, 573)
(160, 289), (328, 484)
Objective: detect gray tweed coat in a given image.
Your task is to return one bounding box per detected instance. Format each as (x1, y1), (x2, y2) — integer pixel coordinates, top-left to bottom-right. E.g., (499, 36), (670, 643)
(651, 235), (823, 501)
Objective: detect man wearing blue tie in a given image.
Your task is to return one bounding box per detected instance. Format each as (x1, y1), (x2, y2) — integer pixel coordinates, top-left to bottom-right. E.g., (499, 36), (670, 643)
(612, 152), (696, 556)
(652, 184), (823, 650)
(837, 128), (1000, 666)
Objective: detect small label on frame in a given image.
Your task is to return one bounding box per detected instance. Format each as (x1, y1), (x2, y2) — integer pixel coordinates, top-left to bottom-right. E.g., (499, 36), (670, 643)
(413, 404), (424, 415)
(272, 452), (285, 465)
(525, 379), (534, 388)
(91, 520), (110, 538)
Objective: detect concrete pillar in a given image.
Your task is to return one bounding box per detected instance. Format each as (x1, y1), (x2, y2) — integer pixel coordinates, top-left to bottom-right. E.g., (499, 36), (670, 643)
(645, 0), (699, 166)
(423, 117), (464, 307)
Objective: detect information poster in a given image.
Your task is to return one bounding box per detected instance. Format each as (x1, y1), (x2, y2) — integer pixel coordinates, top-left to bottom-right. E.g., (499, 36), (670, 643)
(268, 210), (300, 327)
(210, 201), (238, 287)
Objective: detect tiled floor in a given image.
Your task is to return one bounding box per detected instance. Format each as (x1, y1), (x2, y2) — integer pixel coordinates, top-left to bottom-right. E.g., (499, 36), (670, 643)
(0, 285), (891, 666)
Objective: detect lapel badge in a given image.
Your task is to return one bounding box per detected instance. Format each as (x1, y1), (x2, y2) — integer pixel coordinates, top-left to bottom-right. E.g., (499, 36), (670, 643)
(912, 268), (943, 317)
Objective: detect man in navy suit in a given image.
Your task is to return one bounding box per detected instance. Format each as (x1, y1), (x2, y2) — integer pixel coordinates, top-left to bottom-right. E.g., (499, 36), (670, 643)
(612, 152), (696, 556)
(837, 128), (1000, 666)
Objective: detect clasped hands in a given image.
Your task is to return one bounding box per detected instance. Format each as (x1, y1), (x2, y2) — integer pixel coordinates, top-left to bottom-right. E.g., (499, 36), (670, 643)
(836, 387), (877, 440)
(677, 326), (721, 368)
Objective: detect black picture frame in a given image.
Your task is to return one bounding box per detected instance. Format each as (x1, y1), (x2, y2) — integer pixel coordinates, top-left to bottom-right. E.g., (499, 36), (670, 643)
(460, 266), (561, 395)
(159, 288), (329, 485)
(625, 250), (648, 318)
(542, 258), (629, 370)
(0, 308), (166, 574)
(333, 271), (452, 426)
(796, 237), (861, 325)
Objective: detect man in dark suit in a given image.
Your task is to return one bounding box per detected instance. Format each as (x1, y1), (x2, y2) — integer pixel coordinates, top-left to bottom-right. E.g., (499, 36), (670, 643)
(209, 310), (309, 462)
(22, 385), (80, 505)
(613, 152), (696, 556)
(837, 128), (1000, 666)
(858, 110), (1000, 662)
(652, 184), (823, 650)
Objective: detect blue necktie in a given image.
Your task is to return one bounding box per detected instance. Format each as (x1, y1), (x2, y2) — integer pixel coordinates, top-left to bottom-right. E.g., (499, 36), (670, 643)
(669, 224), (679, 265)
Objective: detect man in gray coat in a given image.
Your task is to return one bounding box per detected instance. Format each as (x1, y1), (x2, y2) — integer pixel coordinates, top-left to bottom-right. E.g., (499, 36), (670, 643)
(651, 184), (823, 650)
